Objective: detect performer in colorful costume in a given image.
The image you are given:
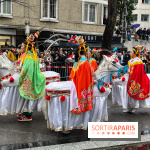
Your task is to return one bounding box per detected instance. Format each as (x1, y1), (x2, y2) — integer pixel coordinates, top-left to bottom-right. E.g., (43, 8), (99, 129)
(127, 47), (150, 100)
(17, 33), (46, 121)
(69, 37), (93, 114)
(87, 49), (98, 74)
(7, 48), (17, 61)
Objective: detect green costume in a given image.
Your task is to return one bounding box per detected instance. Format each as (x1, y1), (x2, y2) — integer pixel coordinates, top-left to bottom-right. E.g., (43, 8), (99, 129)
(18, 51), (46, 100)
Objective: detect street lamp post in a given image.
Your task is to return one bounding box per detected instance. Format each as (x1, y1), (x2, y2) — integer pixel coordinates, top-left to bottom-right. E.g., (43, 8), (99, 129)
(25, 20), (30, 35)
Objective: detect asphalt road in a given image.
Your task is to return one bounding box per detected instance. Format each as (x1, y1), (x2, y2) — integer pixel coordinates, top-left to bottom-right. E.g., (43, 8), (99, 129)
(0, 98), (150, 149)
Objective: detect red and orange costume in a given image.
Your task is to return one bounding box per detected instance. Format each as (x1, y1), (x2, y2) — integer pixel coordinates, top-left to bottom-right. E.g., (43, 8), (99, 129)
(88, 58), (98, 74)
(127, 57), (150, 100)
(69, 56), (93, 113)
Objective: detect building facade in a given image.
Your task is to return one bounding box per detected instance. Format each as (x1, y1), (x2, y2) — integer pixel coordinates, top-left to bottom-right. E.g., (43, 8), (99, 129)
(0, 0), (108, 47)
(132, 0), (150, 28)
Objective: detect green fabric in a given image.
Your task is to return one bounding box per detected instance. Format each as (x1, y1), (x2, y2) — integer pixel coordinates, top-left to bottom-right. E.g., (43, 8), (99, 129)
(18, 51), (46, 100)
(23, 112), (33, 117)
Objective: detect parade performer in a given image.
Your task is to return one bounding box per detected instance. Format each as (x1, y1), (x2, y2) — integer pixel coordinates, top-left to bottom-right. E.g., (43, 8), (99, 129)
(87, 49), (98, 74)
(17, 33), (46, 121)
(7, 47), (17, 61)
(69, 36), (93, 113)
(127, 47), (150, 100)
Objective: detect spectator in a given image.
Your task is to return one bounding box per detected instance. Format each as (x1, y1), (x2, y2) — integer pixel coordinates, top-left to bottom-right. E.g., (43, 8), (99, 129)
(137, 27), (143, 40)
(103, 15), (108, 25)
(54, 53), (61, 62)
(0, 50), (3, 55)
(51, 49), (55, 60)
(116, 25), (122, 36)
(131, 26), (138, 42)
(146, 53), (150, 73)
(123, 53), (130, 65)
(120, 51), (125, 65)
(142, 53), (147, 64)
(39, 52), (44, 59)
(147, 28), (150, 42)
(59, 48), (63, 55)
(142, 28), (147, 40)
(61, 54), (67, 62)
(126, 25), (131, 41)
(44, 53), (53, 66)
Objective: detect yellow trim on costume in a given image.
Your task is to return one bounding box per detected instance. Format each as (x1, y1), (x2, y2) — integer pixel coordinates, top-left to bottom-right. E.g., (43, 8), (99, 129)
(72, 61), (85, 77)
(128, 61), (143, 67)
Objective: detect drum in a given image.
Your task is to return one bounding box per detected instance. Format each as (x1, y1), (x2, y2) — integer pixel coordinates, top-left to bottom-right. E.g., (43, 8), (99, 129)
(41, 71), (60, 82)
(43, 81), (109, 132)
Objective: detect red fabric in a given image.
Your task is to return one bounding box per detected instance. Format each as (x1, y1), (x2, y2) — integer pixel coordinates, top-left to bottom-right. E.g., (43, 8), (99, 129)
(68, 55), (73, 58)
(127, 64), (150, 100)
(69, 61), (93, 114)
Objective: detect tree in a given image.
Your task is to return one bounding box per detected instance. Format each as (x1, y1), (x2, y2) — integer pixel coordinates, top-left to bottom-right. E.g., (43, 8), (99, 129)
(102, 0), (117, 50)
(116, 0), (136, 26)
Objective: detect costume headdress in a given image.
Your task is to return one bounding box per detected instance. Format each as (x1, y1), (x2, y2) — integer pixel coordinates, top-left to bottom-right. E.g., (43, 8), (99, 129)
(132, 45), (144, 58)
(20, 30), (42, 64)
(68, 36), (88, 58)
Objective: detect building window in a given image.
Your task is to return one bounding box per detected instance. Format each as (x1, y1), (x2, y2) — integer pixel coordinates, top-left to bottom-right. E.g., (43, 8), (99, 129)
(83, 3), (97, 24)
(41, 0), (58, 21)
(142, 0), (150, 4)
(132, 14), (138, 21)
(0, 0), (12, 15)
(141, 14), (149, 21)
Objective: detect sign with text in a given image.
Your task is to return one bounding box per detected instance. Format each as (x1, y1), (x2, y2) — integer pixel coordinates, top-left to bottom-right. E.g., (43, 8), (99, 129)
(88, 122), (140, 140)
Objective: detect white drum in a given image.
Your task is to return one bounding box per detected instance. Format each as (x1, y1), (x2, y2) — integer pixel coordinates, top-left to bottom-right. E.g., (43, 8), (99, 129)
(42, 81), (109, 132)
(41, 71), (60, 82)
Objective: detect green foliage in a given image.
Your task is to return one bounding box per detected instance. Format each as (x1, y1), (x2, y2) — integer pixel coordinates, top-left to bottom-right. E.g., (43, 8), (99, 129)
(116, 0), (137, 26)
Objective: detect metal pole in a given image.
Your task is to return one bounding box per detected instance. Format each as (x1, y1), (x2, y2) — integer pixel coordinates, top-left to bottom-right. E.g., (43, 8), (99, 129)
(122, 0), (127, 52)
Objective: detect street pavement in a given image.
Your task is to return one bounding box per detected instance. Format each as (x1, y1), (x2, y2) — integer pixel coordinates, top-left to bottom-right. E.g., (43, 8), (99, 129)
(0, 96), (150, 149)
(124, 37), (150, 51)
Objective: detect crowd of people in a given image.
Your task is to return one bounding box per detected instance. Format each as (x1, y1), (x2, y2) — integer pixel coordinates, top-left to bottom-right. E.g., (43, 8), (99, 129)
(116, 25), (150, 42)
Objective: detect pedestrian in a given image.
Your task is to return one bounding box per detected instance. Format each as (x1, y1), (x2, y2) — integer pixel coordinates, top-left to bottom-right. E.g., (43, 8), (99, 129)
(146, 28), (150, 42)
(44, 52), (53, 65)
(131, 26), (138, 42)
(142, 28), (147, 41)
(146, 53), (150, 73)
(54, 53), (61, 62)
(123, 53), (130, 66)
(137, 27), (143, 41)
(0, 50), (3, 55)
(103, 15), (108, 25)
(116, 25), (122, 36)
(126, 25), (131, 41)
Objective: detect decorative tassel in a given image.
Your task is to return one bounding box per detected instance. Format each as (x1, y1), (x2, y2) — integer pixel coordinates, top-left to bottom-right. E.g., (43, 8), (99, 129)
(122, 77), (125, 82)
(9, 77), (14, 82)
(100, 87), (105, 93)
(45, 95), (51, 100)
(0, 83), (2, 89)
(60, 95), (65, 101)
(46, 81), (50, 85)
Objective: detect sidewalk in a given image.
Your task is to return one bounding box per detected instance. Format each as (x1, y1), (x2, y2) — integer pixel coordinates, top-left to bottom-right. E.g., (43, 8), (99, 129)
(124, 37), (150, 51)
(23, 134), (150, 150)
